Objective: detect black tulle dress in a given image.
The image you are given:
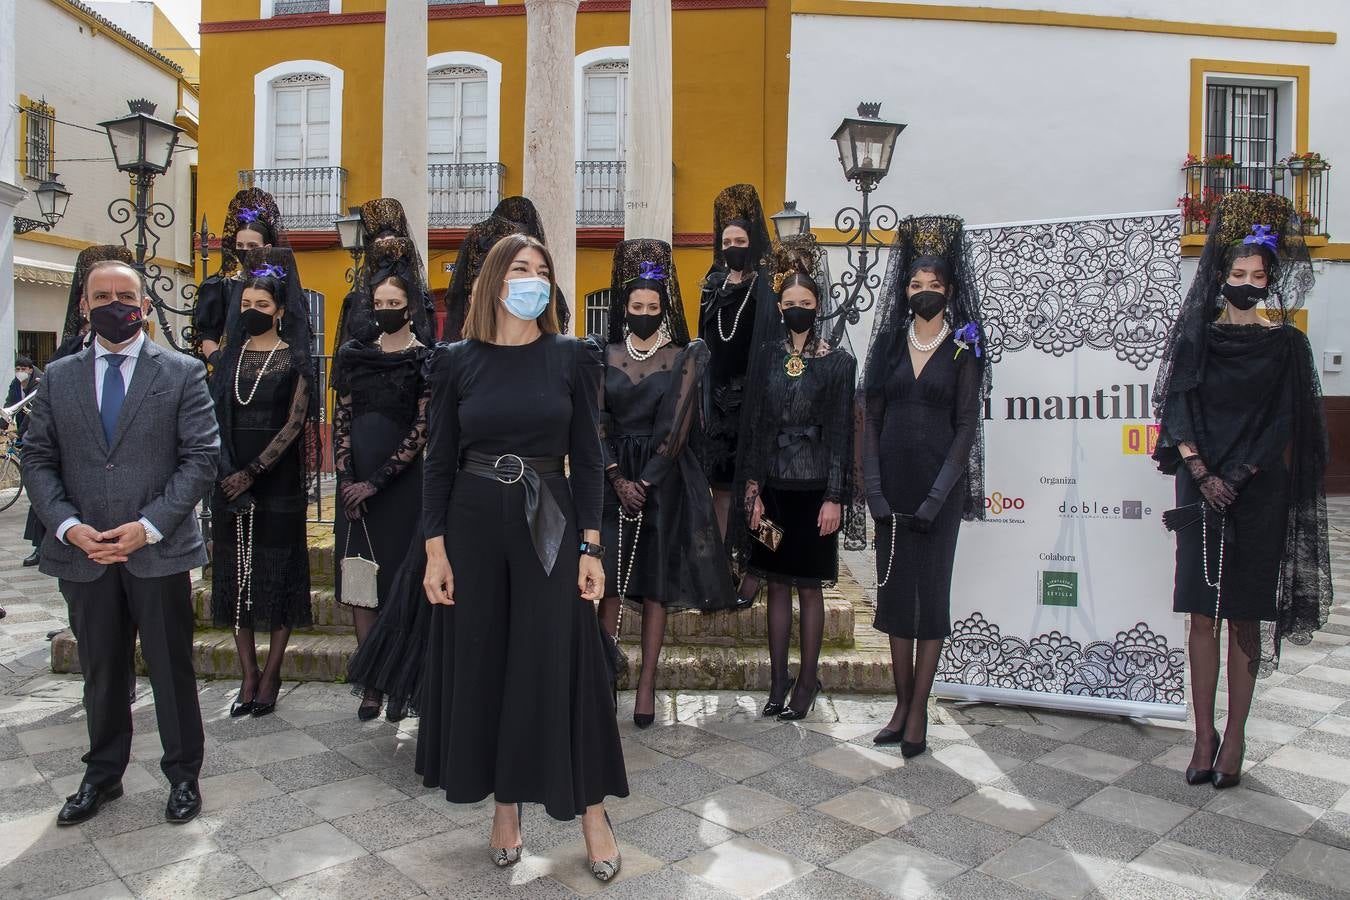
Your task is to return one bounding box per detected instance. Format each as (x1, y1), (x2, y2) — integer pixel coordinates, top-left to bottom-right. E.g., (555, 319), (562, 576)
(416, 336), (628, 820)
(736, 341), (857, 588)
(865, 336), (981, 639)
(331, 342), (430, 607)
(210, 349), (313, 631)
(700, 273), (761, 488)
(599, 340), (734, 609)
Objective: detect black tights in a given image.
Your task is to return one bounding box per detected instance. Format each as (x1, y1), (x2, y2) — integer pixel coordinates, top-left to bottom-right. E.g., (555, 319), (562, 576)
(352, 607), (382, 708)
(598, 597), (667, 717)
(885, 638), (941, 741)
(234, 624), (292, 704)
(1188, 614), (1259, 776)
(765, 579), (825, 715)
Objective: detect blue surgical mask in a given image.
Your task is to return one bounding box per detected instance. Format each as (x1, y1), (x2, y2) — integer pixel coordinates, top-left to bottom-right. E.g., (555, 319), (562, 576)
(502, 276), (551, 320)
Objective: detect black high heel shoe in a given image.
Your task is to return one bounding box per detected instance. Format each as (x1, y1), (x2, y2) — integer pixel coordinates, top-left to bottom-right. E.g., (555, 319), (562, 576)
(490, 802), (525, 867)
(633, 678), (656, 729)
(251, 674), (281, 718)
(357, 689), (383, 722)
(1185, 737), (1219, 785)
(230, 669), (262, 718)
(762, 675), (796, 717)
(1211, 742), (1244, 789)
(778, 679), (821, 721)
(900, 706), (929, 758)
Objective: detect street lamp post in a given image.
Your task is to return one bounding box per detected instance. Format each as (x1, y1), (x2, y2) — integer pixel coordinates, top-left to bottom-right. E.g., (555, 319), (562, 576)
(11, 174), (72, 234)
(828, 102), (905, 325)
(334, 206), (366, 283)
(770, 200), (811, 241)
(99, 99), (195, 351)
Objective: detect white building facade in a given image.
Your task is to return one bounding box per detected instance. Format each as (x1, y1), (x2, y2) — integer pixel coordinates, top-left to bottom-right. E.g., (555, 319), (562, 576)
(11, 0), (199, 368)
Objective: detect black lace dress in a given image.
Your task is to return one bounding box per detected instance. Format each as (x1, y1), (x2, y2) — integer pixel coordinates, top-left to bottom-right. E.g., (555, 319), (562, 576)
(332, 342), (430, 606)
(599, 340), (734, 609)
(700, 273), (760, 487)
(864, 336), (982, 639)
(736, 341), (857, 587)
(211, 348), (313, 631)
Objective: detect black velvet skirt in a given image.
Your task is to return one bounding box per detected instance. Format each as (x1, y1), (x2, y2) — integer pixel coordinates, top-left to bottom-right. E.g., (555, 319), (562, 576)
(748, 484), (839, 588)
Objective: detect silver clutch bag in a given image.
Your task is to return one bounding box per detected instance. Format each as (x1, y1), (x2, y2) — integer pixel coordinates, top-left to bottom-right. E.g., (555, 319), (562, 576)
(341, 519), (380, 609)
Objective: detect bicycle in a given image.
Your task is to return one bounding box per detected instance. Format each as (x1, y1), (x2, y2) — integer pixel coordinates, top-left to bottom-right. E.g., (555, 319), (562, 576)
(0, 416), (25, 513)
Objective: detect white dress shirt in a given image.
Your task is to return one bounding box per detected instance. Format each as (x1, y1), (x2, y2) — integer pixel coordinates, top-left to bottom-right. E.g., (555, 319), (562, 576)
(56, 331), (164, 545)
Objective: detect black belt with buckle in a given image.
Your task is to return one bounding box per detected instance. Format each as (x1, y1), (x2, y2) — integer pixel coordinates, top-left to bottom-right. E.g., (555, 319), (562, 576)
(460, 450), (567, 574)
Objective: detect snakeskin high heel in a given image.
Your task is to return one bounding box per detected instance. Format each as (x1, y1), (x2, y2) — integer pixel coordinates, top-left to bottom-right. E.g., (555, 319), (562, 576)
(588, 811), (621, 882)
(490, 803), (524, 867)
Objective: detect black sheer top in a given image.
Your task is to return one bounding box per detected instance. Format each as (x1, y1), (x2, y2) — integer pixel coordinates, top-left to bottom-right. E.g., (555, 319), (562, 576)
(701, 273), (759, 390)
(333, 343), (431, 490)
(422, 335), (604, 538)
(598, 341), (706, 486)
(230, 347), (310, 476)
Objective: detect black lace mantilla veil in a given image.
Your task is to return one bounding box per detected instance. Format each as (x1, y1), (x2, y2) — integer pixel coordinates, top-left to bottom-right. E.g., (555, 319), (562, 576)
(441, 196), (571, 342)
(604, 238), (691, 345)
(1152, 192), (1329, 674)
(704, 183), (779, 342)
(867, 215), (992, 521)
(58, 245), (134, 358)
(192, 188), (287, 356)
(212, 247), (324, 502)
(726, 237), (862, 584)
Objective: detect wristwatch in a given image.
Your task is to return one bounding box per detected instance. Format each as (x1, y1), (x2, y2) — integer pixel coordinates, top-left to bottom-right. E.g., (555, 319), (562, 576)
(579, 541), (606, 560)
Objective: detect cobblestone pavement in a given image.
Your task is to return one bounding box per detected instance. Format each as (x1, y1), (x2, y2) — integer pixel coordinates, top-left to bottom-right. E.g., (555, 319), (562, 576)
(3, 497), (1350, 898)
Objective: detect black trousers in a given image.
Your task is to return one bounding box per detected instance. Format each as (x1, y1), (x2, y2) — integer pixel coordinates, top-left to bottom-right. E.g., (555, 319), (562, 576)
(61, 565), (203, 788)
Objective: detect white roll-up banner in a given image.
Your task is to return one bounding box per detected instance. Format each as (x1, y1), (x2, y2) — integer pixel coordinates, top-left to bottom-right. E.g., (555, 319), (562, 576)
(935, 210), (1188, 720)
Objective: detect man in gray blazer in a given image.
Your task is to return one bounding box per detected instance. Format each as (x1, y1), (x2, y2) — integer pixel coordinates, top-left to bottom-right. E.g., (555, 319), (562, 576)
(24, 259), (220, 826)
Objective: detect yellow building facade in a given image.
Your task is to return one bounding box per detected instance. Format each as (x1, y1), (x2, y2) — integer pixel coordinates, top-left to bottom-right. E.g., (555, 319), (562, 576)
(198, 0), (792, 355)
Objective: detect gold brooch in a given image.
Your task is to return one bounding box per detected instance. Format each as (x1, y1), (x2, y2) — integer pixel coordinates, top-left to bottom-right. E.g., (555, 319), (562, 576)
(784, 352), (806, 378)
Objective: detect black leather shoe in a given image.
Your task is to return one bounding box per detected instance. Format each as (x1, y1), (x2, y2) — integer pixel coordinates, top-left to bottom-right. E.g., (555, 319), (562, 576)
(1185, 741), (1219, 785)
(229, 697), (255, 717)
(165, 781), (201, 823)
(873, 728), (903, 745)
(762, 675), (796, 717)
(57, 781), (123, 826)
(778, 680), (822, 721)
(1211, 742), (1244, 790)
(22, 549), (40, 567)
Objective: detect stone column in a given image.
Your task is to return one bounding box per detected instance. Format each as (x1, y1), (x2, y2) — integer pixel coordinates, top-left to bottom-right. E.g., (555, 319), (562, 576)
(624, 0), (673, 242)
(0, 0), (20, 374)
(523, 0), (580, 310)
(381, 0), (429, 263)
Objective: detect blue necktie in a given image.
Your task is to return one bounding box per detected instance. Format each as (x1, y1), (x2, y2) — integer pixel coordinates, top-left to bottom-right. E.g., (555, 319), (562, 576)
(101, 354), (126, 447)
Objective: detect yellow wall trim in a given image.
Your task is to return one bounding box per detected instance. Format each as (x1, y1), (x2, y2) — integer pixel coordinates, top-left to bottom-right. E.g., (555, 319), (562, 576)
(16, 232), (191, 274)
(790, 1), (1337, 44)
(1189, 59), (1310, 156)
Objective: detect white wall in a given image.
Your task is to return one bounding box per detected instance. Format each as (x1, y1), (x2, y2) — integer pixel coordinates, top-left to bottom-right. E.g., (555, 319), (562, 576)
(789, 2), (1350, 393)
(13, 0), (197, 353)
(0, 0), (21, 379)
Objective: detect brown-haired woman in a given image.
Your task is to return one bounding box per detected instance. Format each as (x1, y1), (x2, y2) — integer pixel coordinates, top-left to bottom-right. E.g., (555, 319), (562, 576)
(416, 234), (628, 880)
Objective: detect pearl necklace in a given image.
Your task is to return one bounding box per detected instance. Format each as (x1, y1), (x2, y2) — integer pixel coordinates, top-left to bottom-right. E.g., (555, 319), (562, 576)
(234, 338), (282, 406)
(625, 331), (668, 362)
(908, 320), (950, 353)
(716, 272), (757, 343)
(380, 330), (417, 353)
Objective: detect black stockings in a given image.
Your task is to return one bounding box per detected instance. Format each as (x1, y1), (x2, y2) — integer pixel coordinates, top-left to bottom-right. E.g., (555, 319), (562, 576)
(598, 597), (667, 717)
(766, 581), (825, 715)
(886, 638), (940, 741)
(234, 625), (291, 704)
(352, 607), (382, 708)
(1187, 614), (1258, 775)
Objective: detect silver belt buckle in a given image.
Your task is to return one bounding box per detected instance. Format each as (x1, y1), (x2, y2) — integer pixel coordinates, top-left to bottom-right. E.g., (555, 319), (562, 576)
(493, 454), (525, 485)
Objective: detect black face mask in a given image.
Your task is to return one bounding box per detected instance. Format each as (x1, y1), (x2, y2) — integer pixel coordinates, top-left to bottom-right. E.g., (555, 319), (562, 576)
(374, 307), (410, 335)
(723, 246), (751, 272)
(240, 308), (276, 337)
(89, 301), (144, 345)
(908, 290), (947, 321)
(626, 312), (663, 340)
(1221, 281), (1269, 311)
(782, 306), (818, 335)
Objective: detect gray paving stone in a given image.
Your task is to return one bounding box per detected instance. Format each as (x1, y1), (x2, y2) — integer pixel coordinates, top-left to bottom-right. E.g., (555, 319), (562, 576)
(0, 783), (59, 823)
(618, 806), (736, 863)
(1084, 866), (1211, 900)
(746, 808), (879, 868)
(273, 850), (425, 900)
(66, 789), (172, 840)
(0, 844), (118, 900)
(866, 762), (977, 809)
(759, 867), (890, 900)
(29, 745), (90, 780)
(629, 722), (727, 759)
(1075, 722), (1183, 761)
(1112, 763), (1221, 809)
(330, 797), (457, 853)
(740, 723), (839, 760)
(1245, 764), (1350, 809)
(0, 727), (23, 760)
(199, 794), (323, 850)
(894, 808), (1018, 866)
(979, 836), (1121, 899)
(233, 822), (366, 885)
(966, 725), (1064, 760)
(988, 761), (1105, 807)
(830, 835), (966, 899)
(1248, 700), (1330, 729)
(197, 744), (252, 779)
(742, 758), (857, 808)
(567, 860), (738, 900)
(1293, 727), (1350, 760)
(1248, 870), (1350, 900)
(122, 849), (266, 900)
(1167, 810), (1299, 869)
(93, 820), (217, 877)
(926, 869), (1047, 900)
(629, 756), (734, 806)
(203, 711), (292, 743)
(372, 762), (436, 797)
(255, 749), (365, 793)
(1307, 811), (1350, 852)
(302, 716), (401, 750)
(1031, 808), (1160, 863)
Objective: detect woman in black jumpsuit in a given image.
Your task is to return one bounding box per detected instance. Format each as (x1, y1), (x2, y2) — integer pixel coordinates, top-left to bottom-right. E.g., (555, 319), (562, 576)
(417, 233), (627, 881)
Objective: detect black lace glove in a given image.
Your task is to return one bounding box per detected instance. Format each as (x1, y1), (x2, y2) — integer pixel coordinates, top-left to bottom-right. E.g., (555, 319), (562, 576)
(1184, 456), (1237, 509)
(220, 470), (254, 502)
(341, 481), (378, 520)
(1222, 463), (1259, 496)
(606, 468), (647, 516)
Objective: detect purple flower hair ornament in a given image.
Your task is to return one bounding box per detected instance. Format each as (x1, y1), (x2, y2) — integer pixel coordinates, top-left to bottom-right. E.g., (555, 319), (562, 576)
(1244, 224), (1279, 252)
(237, 206), (265, 227)
(632, 261), (666, 283)
(953, 322), (982, 359)
(251, 263), (287, 280)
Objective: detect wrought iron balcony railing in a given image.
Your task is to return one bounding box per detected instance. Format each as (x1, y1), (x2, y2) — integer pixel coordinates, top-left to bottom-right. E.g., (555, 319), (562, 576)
(1180, 163), (1331, 238)
(577, 160), (625, 226)
(273, 0), (330, 14)
(428, 162), (504, 227)
(237, 166), (348, 231)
